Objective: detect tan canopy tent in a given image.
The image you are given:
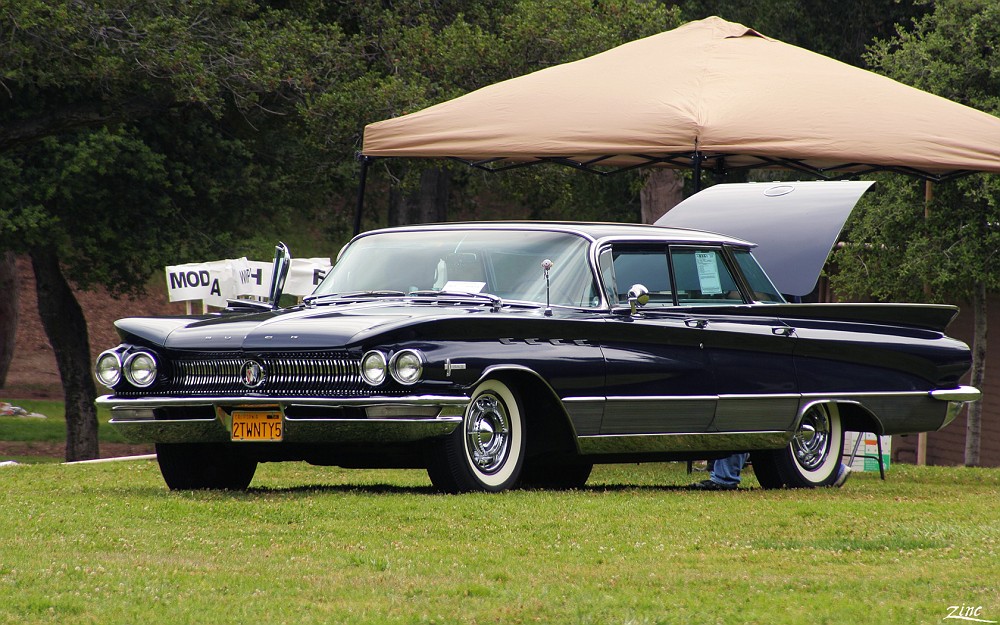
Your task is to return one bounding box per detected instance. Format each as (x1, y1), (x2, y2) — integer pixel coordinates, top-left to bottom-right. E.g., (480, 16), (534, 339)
(362, 16), (1000, 181)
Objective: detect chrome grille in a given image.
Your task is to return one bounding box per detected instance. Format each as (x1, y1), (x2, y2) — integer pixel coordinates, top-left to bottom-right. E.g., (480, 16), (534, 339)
(161, 352), (364, 396)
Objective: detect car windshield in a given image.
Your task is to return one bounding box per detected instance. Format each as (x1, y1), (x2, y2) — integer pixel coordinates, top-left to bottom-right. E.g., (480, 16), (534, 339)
(313, 229), (600, 308)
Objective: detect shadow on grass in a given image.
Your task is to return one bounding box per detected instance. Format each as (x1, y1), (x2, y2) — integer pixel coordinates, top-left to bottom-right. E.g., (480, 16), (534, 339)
(242, 482), (745, 496)
(247, 483), (441, 496)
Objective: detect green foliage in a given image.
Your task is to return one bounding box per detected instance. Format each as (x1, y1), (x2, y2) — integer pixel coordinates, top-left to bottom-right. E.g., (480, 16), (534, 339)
(0, 0), (346, 292)
(671, 0), (929, 65)
(834, 177), (999, 302)
(833, 0), (1000, 303)
(865, 0), (1000, 111)
(301, 0), (681, 235)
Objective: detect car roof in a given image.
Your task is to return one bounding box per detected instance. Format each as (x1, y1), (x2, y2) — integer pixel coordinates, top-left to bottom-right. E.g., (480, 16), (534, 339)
(357, 221), (755, 247)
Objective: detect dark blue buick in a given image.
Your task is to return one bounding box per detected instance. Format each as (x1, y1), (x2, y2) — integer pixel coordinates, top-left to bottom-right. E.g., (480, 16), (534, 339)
(95, 182), (980, 492)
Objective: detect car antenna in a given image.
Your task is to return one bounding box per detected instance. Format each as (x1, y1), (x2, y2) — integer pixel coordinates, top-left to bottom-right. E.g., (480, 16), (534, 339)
(542, 259), (553, 316)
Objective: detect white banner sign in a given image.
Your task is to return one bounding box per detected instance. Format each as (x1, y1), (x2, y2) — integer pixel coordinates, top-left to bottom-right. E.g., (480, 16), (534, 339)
(165, 260), (238, 308)
(287, 258), (331, 296)
(166, 257), (331, 305)
(232, 259), (272, 299)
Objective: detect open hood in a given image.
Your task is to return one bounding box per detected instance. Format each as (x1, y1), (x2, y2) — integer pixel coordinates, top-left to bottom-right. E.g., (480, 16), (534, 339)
(655, 180), (875, 297)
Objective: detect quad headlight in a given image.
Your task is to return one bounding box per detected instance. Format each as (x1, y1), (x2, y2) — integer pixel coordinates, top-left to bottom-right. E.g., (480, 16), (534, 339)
(94, 350), (122, 388)
(389, 349), (424, 385)
(361, 350), (388, 386)
(360, 349), (425, 386)
(123, 350), (158, 388)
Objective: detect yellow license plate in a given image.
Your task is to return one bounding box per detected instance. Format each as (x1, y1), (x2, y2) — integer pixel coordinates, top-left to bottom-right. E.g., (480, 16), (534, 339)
(231, 410), (284, 442)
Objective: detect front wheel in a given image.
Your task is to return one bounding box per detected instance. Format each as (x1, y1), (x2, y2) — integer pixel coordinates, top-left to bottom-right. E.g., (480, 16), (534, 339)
(751, 402), (844, 489)
(427, 379), (526, 493)
(156, 443), (257, 490)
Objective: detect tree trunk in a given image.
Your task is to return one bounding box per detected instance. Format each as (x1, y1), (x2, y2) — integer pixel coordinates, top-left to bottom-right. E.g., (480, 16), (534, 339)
(964, 281), (987, 467)
(0, 251), (18, 387)
(388, 167), (450, 226)
(640, 169), (685, 224)
(30, 246), (99, 461)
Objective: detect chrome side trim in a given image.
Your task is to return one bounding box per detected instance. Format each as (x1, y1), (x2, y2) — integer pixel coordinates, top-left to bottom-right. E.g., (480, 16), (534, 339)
(604, 395), (718, 402)
(718, 393), (800, 401)
(801, 390), (926, 399)
(577, 431), (790, 455)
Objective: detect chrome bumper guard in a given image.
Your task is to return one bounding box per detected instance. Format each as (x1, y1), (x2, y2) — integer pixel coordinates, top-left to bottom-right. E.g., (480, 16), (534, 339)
(930, 386), (982, 430)
(99, 395), (467, 444)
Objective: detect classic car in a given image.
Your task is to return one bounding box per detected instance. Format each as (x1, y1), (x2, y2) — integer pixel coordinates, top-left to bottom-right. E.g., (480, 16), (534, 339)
(95, 182), (980, 492)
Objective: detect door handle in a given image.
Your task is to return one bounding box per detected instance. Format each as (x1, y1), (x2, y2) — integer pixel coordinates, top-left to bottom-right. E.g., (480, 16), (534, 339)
(685, 319), (708, 329)
(771, 326), (795, 336)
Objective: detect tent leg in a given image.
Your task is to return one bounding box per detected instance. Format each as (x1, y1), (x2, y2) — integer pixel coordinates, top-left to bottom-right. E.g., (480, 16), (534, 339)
(353, 155), (373, 236)
(692, 152), (703, 193)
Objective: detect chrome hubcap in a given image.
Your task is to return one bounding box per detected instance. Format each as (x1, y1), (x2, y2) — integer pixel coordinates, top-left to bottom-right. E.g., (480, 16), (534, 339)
(466, 393), (510, 474)
(792, 405), (831, 471)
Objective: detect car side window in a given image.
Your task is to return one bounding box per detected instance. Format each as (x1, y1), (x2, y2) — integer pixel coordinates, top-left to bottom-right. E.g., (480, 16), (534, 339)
(601, 247), (674, 306)
(670, 247), (744, 305)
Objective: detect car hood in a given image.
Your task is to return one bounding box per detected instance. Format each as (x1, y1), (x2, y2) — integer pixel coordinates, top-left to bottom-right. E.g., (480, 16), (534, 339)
(655, 180), (875, 297)
(113, 301), (492, 351)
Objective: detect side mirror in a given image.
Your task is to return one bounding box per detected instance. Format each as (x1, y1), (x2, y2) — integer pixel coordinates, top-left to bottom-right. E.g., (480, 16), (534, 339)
(268, 242), (291, 309)
(627, 284), (650, 315)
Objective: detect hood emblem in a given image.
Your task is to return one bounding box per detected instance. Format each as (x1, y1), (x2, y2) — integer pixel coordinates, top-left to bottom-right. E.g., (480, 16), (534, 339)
(241, 360), (265, 388)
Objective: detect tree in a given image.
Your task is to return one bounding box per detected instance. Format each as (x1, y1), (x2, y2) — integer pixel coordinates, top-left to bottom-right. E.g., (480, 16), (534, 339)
(833, 0), (1000, 465)
(0, 0), (343, 460)
(0, 251), (15, 387)
(300, 0), (681, 230)
(669, 0), (929, 65)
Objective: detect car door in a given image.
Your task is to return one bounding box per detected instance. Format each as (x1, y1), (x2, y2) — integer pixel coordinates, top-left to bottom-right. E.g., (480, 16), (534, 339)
(596, 245), (718, 436)
(669, 246), (799, 433)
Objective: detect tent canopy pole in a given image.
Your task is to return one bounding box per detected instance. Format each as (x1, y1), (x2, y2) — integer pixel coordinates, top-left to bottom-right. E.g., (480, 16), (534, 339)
(354, 155), (373, 236)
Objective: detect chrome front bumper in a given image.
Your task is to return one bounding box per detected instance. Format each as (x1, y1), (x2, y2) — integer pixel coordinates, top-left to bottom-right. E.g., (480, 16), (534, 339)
(99, 395), (468, 444)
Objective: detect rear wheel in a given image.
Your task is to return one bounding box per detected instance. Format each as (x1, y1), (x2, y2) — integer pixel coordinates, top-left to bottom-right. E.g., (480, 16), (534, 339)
(751, 403), (844, 489)
(427, 379), (525, 493)
(155, 443), (257, 490)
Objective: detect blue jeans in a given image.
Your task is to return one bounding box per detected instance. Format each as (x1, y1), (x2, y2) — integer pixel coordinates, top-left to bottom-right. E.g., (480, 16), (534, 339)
(710, 453), (749, 486)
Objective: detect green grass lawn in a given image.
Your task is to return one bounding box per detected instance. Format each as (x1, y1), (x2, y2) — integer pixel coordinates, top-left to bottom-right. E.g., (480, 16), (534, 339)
(0, 400), (125, 445)
(0, 459), (997, 625)
(1, 399), (137, 463)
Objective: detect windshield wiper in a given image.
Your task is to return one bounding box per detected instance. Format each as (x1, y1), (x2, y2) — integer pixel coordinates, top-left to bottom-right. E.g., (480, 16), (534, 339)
(303, 290), (406, 306)
(408, 290), (503, 312)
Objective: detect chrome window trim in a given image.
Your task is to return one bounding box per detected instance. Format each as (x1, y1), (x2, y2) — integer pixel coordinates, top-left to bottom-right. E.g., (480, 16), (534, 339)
(577, 430), (790, 455)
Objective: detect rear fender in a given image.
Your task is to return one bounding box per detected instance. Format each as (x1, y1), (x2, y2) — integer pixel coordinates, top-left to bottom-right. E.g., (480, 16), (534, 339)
(830, 400), (884, 436)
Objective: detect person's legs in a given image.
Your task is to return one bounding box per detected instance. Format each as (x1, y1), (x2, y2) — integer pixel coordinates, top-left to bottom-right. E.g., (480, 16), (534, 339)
(689, 453), (748, 490)
(710, 452), (749, 486)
